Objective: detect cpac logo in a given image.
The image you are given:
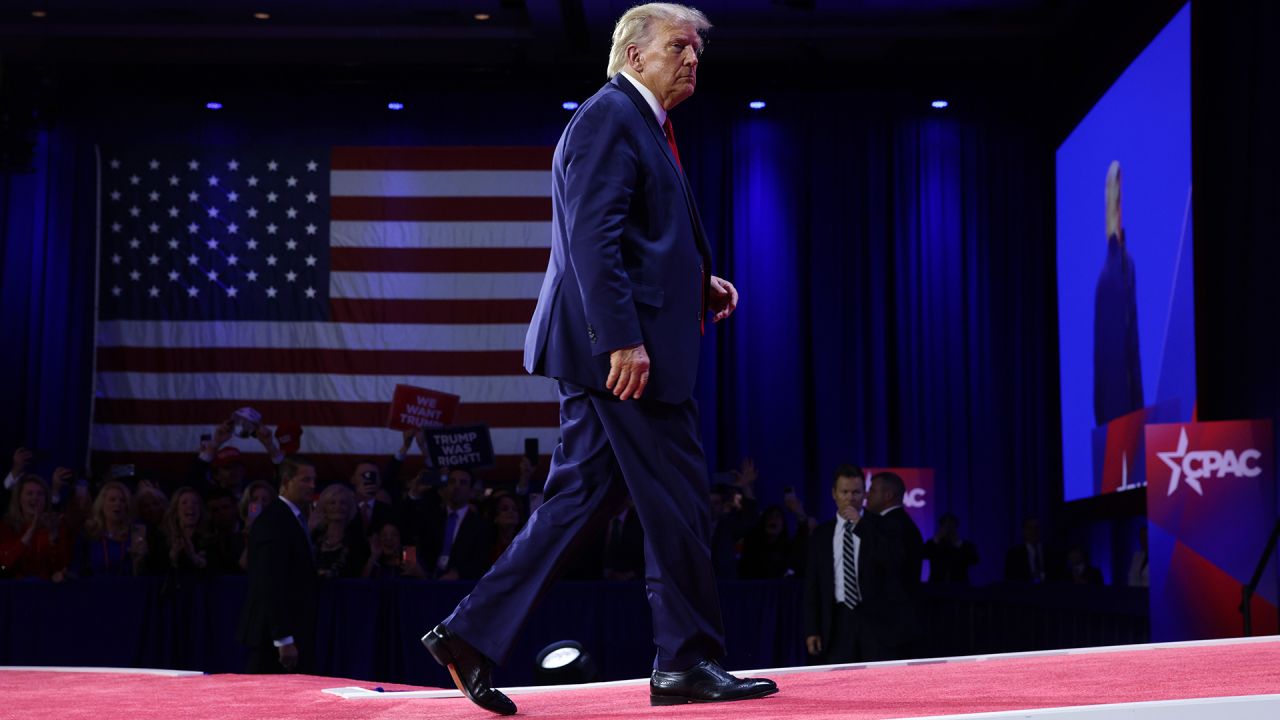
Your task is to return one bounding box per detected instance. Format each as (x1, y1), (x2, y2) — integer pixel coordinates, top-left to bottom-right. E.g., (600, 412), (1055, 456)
(904, 488), (927, 508)
(1156, 427), (1263, 497)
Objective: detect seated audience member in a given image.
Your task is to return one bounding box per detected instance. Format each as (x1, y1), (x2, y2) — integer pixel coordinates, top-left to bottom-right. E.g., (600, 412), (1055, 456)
(923, 512), (980, 584)
(157, 487), (220, 576)
(1067, 546), (1104, 585)
(362, 520), (426, 580)
(313, 483), (360, 580)
(601, 497), (644, 581)
(739, 505), (801, 579)
(0, 474), (73, 580)
(75, 480), (148, 577)
(1127, 526), (1149, 588)
(1004, 517), (1062, 583)
(484, 491), (526, 567)
(426, 468), (493, 580)
(205, 487), (246, 574)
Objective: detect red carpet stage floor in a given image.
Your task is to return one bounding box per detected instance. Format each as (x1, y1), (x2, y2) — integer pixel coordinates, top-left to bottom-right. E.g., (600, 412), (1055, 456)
(4, 637), (1280, 719)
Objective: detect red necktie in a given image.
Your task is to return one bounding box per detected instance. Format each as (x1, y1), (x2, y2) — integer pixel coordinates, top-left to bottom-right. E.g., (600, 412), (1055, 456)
(663, 118), (683, 173)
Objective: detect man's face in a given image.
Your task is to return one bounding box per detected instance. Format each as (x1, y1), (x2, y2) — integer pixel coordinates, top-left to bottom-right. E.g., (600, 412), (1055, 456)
(631, 21), (701, 110)
(19, 481), (46, 519)
(865, 479), (900, 514)
(207, 496), (238, 532)
(1024, 520), (1041, 544)
(215, 465), (244, 492)
(283, 465), (317, 507)
(351, 463), (379, 500)
(831, 475), (865, 514)
(442, 470), (473, 509)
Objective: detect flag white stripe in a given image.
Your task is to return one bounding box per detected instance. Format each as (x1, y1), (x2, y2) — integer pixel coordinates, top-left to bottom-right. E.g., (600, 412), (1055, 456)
(329, 272), (544, 300)
(91, 424), (560, 456)
(95, 372), (557, 403)
(96, 321), (530, 351)
(330, 221), (552, 249)
(331, 170), (551, 198)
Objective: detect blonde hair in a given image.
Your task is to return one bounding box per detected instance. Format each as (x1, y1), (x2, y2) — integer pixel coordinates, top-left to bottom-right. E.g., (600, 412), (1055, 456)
(84, 481), (134, 540)
(3, 474), (50, 530)
(316, 482), (357, 531)
(607, 3), (711, 78)
(162, 486), (208, 544)
(1105, 160), (1123, 241)
(238, 479), (275, 524)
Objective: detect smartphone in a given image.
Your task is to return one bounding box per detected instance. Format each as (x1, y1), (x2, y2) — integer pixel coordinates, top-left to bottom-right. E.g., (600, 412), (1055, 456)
(524, 437), (539, 464)
(402, 545), (417, 567)
(109, 464), (136, 480)
(248, 501), (263, 523)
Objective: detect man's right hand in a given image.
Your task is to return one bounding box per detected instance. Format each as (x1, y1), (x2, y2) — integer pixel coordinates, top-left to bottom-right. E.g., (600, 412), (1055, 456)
(838, 506), (862, 524)
(806, 635), (823, 656)
(278, 643), (299, 671)
(606, 344), (650, 401)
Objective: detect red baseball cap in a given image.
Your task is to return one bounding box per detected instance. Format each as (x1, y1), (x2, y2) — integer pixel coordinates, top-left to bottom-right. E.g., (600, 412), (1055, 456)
(213, 446), (243, 469)
(275, 421), (303, 455)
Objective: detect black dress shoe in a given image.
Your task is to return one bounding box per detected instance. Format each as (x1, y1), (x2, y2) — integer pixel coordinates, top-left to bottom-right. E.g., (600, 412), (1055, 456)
(421, 624), (517, 716)
(650, 660), (778, 706)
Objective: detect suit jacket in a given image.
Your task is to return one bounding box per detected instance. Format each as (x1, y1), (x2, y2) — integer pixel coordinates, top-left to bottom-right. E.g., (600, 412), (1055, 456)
(238, 499), (317, 650)
(425, 505), (494, 580)
(803, 510), (923, 650)
(524, 73), (713, 404)
(1093, 235), (1144, 425)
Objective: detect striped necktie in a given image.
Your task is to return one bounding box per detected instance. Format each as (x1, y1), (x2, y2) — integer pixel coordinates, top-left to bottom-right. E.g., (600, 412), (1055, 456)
(842, 522), (861, 608)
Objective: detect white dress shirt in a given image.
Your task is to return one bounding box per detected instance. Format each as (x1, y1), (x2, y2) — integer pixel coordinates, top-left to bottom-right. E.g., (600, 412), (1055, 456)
(833, 514), (861, 606)
(618, 70), (666, 126)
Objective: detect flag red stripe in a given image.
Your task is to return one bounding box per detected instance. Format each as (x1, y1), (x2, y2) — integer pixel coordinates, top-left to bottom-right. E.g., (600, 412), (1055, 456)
(330, 196), (551, 222)
(328, 298), (535, 324)
(89, 451), (546, 488)
(93, 400), (559, 428)
(96, 347), (527, 375)
(329, 247), (550, 273)
(330, 146), (554, 171)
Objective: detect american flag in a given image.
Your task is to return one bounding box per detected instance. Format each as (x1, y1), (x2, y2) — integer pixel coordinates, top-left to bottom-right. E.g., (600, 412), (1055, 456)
(91, 146), (559, 483)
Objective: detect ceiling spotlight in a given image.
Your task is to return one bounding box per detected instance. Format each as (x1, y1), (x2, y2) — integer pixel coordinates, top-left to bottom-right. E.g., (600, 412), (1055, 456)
(931, 100), (949, 109)
(253, 12), (271, 20)
(562, 101), (579, 111)
(206, 102), (223, 110)
(387, 102), (405, 111)
(474, 13), (491, 21)
(748, 100), (766, 110)
(31, 10), (48, 17)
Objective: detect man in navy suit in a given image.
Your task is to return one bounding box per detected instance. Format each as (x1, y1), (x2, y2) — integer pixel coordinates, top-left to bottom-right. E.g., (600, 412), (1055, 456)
(422, 3), (777, 713)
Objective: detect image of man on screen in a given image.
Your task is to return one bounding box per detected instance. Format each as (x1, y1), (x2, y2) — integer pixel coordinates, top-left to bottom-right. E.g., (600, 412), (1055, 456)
(1093, 159), (1144, 425)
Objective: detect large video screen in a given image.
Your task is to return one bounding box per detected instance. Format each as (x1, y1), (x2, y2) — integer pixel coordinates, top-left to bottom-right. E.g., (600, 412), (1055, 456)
(1057, 3), (1193, 502)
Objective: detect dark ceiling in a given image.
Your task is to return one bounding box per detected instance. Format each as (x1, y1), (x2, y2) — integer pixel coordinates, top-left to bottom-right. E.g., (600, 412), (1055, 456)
(0, 0), (1187, 128)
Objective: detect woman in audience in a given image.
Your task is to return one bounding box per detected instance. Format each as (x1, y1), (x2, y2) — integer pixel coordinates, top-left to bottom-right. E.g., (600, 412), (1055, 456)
(485, 491), (525, 565)
(158, 486), (216, 575)
(0, 474), (74, 580)
(236, 479), (276, 570)
(75, 480), (148, 577)
(313, 482), (359, 579)
(362, 520), (425, 579)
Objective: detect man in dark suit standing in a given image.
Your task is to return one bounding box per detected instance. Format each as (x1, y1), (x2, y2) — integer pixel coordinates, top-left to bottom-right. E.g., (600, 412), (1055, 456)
(862, 471), (925, 660)
(238, 456), (318, 673)
(426, 468), (493, 580)
(803, 465), (868, 664)
(421, 4), (776, 714)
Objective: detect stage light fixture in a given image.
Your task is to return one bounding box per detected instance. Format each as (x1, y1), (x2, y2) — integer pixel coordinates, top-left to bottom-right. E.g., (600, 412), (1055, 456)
(474, 13), (491, 21)
(387, 102), (405, 111)
(931, 100), (949, 109)
(206, 102), (223, 110)
(748, 100), (766, 110)
(253, 12), (270, 20)
(534, 640), (597, 686)
(562, 101), (580, 111)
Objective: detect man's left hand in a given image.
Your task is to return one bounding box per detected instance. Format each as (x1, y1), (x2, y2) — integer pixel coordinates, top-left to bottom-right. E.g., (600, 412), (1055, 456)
(708, 275), (738, 323)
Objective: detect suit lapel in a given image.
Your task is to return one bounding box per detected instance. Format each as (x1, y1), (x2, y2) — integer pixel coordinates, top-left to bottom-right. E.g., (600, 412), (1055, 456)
(608, 75), (713, 272)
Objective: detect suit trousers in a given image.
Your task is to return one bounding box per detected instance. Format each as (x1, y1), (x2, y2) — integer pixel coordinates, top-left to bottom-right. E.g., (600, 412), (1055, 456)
(444, 380), (726, 671)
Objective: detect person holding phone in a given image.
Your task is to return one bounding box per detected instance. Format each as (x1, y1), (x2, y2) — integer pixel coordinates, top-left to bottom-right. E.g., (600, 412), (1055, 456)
(74, 480), (148, 577)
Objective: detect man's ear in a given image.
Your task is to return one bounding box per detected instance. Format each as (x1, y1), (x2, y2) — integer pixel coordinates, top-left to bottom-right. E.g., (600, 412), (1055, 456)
(627, 44), (643, 72)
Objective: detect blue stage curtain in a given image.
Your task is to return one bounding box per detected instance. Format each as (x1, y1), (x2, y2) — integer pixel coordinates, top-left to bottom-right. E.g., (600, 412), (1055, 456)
(684, 96), (1057, 583)
(0, 126), (99, 478)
